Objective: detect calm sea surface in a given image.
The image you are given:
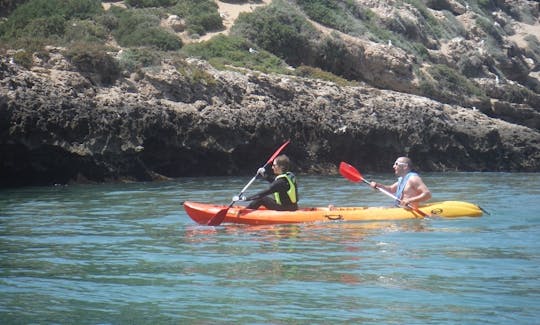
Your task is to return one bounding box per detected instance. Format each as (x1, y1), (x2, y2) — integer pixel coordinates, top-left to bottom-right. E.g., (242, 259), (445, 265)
(1, 173), (539, 324)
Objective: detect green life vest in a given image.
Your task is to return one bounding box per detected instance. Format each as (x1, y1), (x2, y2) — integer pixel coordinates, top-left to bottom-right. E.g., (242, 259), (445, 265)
(274, 172), (297, 205)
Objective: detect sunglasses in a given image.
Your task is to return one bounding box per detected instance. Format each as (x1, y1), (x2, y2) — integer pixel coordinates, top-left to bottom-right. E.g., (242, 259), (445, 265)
(393, 161), (408, 167)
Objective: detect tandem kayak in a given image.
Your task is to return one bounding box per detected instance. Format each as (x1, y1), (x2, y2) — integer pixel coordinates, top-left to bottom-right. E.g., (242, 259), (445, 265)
(183, 201), (483, 226)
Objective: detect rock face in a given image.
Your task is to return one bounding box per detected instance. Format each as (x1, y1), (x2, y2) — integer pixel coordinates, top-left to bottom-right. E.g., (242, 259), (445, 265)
(308, 0), (540, 126)
(1, 52), (539, 187)
(1, 0), (539, 187)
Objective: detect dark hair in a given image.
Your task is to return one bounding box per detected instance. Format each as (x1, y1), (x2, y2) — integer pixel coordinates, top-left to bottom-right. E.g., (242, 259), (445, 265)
(274, 154), (291, 171)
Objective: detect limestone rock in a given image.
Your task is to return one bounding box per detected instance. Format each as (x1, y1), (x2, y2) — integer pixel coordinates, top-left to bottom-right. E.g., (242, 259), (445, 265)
(1, 56), (539, 187)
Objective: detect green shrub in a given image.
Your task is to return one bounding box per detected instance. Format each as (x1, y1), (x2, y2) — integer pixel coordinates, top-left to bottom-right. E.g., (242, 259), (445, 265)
(0, 0), (29, 17)
(63, 19), (108, 44)
(141, 27), (183, 50)
(294, 65), (356, 86)
(419, 64), (487, 104)
(2, 36), (46, 53)
(111, 7), (160, 36)
(220, 0), (252, 3)
(117, 48), (163, 72)
(64, 43), (120, 85)
(524, 34), (540, 64)
(94, 11), (119, 31)
(12, 50), (33, 69)
(171, 0), (223, 35)
(314, 36), (355, 79)
(125, 0), (176, 8)
(64, 0), (103, 19)
(22, 15), (65, 38)
(439, 10), (467, 38)
(497, 83), (539, 104)
(477, 0), (497, 11)
(0, 0), (103, 42)
(476, 16), (503, 43)
(175, 60), (217, 86)
(297, 0), (354, 33)
(231, 0), (318, 66)
(111, 7), (182, 50)
(182, 34), (287, 73)
(405, 0), (443, 38)
(188, 11), (223, 35)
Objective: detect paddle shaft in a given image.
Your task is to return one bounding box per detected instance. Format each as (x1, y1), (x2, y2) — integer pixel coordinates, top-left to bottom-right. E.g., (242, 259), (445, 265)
(235, 163), (267, 200)
(372, 181), (429, 217)
(361, 178), (398, 201)
(233, 139), (291, 200)
(221, 163), (266, 209)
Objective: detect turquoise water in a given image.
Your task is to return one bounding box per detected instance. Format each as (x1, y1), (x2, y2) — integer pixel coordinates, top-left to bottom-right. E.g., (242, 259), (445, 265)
(1, 173), (539, 324)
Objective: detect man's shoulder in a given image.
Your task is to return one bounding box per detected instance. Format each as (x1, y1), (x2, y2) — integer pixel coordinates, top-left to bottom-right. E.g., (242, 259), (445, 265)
(408, 172), (423, 182)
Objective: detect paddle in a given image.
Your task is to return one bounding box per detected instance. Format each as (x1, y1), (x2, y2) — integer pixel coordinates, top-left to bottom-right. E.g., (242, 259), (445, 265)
(206, 140), (291, 226)
(339, 161), (430, 218)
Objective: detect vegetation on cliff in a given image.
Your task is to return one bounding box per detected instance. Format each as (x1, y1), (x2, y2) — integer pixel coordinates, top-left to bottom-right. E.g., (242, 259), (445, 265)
(2, 0), (538, 112)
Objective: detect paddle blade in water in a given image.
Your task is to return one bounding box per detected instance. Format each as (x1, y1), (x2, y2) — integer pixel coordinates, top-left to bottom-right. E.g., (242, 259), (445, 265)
(207, 208), (228, 226)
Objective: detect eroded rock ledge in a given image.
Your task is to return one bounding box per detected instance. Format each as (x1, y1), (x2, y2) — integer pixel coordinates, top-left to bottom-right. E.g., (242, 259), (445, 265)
(1, 54), (539, 187)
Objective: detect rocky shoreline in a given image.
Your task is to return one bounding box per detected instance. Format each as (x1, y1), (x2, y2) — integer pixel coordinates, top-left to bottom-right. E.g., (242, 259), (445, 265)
(1, 53), (539, 188)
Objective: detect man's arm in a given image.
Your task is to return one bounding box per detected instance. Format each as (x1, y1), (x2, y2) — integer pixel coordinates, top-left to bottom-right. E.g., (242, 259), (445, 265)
(370, 181), (398, 194)
(402, 176), (431, 206)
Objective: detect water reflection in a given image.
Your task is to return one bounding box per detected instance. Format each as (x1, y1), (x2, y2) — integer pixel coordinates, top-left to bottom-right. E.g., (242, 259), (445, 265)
(181, 219), (435, 286)
(184, 219), (431, 243)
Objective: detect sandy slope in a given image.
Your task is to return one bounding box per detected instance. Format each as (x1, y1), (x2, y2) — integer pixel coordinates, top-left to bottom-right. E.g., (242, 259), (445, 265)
(101, 0), (538, 57)
(101, 1), (273, 43)
(508, 20), (540, 48)
(198, 0), (272, 41)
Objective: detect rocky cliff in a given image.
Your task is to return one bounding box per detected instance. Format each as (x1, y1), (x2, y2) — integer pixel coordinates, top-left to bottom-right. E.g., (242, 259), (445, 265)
(1, 0), (540, 187)
(1, 51), (539, 187)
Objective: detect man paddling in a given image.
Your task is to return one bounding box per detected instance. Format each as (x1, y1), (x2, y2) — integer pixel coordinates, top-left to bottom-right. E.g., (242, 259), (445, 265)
(236, 154), (298, 211)
(369, 157), (431, 208)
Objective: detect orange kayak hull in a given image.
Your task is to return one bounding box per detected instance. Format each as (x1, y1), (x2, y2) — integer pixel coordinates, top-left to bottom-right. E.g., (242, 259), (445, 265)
(183, 201), (483, 226)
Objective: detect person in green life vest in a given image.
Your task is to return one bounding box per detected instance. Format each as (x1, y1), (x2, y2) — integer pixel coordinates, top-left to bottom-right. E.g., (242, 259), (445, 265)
(369, 156), (431, 208)
(236, 154), (298, 211)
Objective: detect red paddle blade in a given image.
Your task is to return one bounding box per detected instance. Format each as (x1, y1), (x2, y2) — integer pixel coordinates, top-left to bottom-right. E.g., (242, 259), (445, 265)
(339, 162), (364, 182)
(207, 208), (228, 226)
(266, 140), (290, 165)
